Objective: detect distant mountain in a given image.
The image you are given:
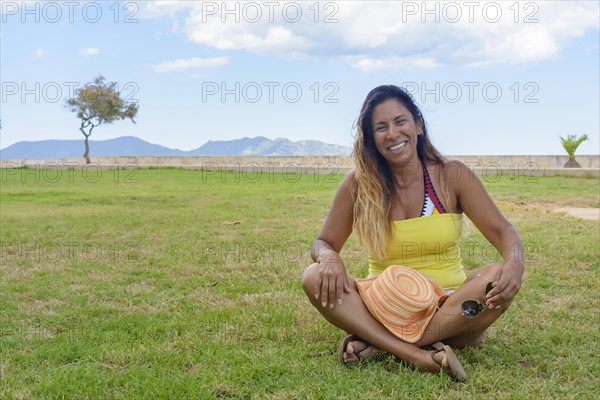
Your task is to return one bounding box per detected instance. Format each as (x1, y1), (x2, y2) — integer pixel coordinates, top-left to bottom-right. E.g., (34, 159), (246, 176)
(190, 136), (351, 156)
(0, 136), (186, 160)
(0, 136), (352, 160)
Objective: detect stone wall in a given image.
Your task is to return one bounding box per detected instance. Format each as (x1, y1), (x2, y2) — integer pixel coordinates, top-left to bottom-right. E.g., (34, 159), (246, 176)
(1, 155), (598, 177)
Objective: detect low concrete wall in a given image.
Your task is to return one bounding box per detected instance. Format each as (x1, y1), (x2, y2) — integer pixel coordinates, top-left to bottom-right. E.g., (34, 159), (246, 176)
(1, 155), (598, 177)
(450, 155), (598, 169)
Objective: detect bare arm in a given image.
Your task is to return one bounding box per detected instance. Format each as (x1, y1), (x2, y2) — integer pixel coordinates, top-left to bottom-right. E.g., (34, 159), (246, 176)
(309, 171), (356, 308)
(451, 161), (524, 308)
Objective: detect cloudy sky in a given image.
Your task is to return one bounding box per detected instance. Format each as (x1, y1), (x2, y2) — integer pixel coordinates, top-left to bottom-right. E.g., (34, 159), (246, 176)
(1, 0), (599, 154)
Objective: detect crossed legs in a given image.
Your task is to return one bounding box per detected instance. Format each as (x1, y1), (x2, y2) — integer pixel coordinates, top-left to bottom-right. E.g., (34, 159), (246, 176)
(301, 263), (512, 374)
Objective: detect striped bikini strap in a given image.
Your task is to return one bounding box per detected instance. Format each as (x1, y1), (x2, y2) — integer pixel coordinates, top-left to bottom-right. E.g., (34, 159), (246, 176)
(422, 163), (447, 214)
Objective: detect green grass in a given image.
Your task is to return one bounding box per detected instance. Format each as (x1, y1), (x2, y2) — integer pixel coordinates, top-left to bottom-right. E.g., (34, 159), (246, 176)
(1, 168), (599, 399)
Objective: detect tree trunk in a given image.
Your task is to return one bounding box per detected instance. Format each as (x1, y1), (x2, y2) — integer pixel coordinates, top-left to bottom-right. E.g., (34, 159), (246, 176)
(563, 157), (581, 168)
(80, 121), (93, 165)
(83, 135), (90, 164)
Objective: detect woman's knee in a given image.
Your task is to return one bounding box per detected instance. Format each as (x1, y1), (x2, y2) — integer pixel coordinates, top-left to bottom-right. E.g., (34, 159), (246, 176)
(301, 263), (319, 295)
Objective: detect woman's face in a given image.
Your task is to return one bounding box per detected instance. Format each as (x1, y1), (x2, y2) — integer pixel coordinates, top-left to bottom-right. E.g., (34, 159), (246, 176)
(371, 98), (421, 167)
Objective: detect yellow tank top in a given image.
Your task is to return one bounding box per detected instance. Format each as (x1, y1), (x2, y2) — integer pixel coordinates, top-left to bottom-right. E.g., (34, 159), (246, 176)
(367, 213), (467, 290)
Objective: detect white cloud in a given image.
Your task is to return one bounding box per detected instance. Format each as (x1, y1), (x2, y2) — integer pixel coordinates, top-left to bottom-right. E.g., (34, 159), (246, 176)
(161, 1), (600, 68)
(33, 48), (48, 57)
(80, 47), (100, 56)
(152, 56), (230, 72)
(184, 6), (313, 57)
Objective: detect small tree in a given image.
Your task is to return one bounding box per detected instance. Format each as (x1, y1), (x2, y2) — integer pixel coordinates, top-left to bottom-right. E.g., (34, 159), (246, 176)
(559, 134), (589, 168)
(66, 75), (138, 164)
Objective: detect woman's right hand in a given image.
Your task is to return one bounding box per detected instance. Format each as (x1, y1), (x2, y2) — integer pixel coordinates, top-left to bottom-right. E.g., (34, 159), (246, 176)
(314, 249), (352, 309)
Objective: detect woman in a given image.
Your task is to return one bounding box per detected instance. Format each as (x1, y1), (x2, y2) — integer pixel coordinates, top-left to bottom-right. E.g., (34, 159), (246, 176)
(301, 85), (523, 380)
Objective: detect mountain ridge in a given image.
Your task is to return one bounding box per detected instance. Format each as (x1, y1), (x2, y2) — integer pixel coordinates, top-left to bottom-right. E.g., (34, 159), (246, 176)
(0, 136), (352, 159)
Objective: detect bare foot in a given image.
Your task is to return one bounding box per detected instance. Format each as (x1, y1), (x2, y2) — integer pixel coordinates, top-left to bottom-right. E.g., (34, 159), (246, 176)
(430, 350), (450, 373)
(342, 340), (382, 365)
(427, 345), (467, 381)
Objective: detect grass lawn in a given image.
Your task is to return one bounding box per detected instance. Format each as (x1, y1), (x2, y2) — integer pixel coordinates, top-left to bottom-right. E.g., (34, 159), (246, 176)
(1, 167), (599, 399)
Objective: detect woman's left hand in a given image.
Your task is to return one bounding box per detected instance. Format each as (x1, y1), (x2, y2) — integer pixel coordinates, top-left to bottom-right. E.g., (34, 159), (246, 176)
(485, 263), (523, 309)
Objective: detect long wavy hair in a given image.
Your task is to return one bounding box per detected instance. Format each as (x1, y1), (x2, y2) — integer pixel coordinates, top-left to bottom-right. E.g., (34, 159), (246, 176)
(352, 85), (450, 259)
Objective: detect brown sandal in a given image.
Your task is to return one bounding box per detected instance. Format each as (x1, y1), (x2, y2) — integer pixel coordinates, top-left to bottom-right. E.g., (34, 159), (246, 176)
(430, 342), (467, 381)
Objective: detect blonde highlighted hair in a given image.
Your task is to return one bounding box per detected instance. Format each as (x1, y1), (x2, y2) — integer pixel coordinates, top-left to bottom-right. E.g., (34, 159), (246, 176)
(352, 85), (451, 260)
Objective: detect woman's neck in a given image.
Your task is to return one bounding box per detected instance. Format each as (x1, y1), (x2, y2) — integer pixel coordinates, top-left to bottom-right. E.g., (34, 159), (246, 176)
(391, 158), (423, 189)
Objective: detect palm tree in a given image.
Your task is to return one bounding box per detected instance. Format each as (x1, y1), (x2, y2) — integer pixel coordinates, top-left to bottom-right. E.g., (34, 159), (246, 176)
(559, 134), (589, 168)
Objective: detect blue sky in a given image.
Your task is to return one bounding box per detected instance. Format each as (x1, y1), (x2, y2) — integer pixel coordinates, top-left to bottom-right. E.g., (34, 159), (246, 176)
(1, 0), (599, 155)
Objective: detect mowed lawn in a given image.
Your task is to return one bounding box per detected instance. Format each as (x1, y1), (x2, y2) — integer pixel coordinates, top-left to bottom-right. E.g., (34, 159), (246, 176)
(1, 166), (598, 399)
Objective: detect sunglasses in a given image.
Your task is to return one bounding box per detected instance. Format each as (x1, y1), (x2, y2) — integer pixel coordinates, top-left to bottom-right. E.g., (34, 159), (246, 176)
(460, 281), (494, 318)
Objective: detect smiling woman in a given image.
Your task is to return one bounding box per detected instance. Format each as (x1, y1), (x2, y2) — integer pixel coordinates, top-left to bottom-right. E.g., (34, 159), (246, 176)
(302, 85), (525, 381)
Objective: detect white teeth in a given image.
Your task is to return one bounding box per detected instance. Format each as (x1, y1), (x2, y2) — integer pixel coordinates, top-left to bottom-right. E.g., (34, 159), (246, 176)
(389, 142), (406, 151)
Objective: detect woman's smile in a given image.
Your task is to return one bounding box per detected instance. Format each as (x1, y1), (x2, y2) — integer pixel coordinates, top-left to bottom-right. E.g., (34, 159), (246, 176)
(388, 141), (408, 153)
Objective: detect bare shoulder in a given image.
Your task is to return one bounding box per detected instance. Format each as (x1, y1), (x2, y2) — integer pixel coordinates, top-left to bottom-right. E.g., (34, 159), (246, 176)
(442, 159), (494, 213)
(442, 159), (479, 188)
(344, 169), (356, 182)
(444, 158), (471, 173)
(424, 159), (480, 213)
(344, 168), (356, 183)
(339, 169), (357, 198)
(423, 159), (475, 186)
